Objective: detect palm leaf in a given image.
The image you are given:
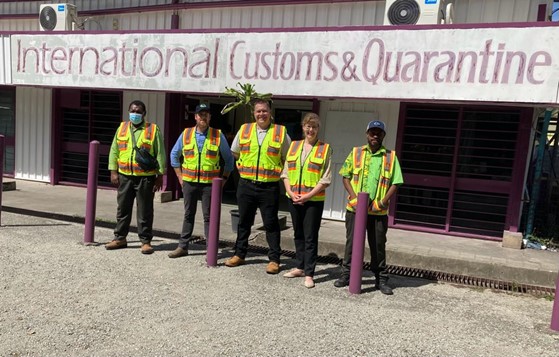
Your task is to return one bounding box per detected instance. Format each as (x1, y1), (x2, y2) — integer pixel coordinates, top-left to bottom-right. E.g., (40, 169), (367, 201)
(220, 82), (273, 118)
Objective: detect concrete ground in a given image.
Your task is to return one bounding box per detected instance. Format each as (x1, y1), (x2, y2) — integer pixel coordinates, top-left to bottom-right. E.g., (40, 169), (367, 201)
(0, 211), (558, 357)
(1, 179), (558, 289)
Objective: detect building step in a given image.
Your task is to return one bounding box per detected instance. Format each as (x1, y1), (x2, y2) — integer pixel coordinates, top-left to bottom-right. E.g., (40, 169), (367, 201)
(2, 181), (16, 191)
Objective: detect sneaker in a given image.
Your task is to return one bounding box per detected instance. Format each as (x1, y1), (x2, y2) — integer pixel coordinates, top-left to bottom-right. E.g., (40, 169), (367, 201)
(333, 275), (349, 288)
(266, 261), (280, 274)
(105, 239), (127, 250)
(225, 255), (245, 267)
(168, 247), (189, 258)
(140, 243), (154, 255)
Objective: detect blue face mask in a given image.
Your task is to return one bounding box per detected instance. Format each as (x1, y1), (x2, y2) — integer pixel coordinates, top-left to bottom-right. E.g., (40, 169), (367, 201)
(129, 113), (143, 125)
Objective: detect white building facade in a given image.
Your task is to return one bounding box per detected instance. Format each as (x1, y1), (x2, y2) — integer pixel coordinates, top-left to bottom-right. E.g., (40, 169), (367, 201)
(0, 0), (557, 240)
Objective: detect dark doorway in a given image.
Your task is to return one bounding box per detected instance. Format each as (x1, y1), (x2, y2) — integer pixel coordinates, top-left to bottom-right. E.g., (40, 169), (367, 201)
(55, 89), (122, 187)
(0, 87), (15, 176)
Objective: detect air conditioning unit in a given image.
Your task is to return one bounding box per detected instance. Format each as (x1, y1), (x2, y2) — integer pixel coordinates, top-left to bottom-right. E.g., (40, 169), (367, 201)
(384, 0), (454, 25)
(39, 3), (77, 31)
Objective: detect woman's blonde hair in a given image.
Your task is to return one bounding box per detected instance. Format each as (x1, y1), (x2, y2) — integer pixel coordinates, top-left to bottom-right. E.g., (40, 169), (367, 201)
(301, 112), (320, 127)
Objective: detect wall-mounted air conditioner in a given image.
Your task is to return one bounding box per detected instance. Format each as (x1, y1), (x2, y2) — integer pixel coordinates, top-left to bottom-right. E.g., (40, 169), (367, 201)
(39, 3), (77, 31)
(384, 0), (454, 25)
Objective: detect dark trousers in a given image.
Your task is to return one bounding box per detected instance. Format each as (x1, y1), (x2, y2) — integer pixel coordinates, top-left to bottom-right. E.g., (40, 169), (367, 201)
(114, 174), (156, 244)
(288, 200), (324, 277)
(179, 181), (212, 249)
(234, 178), (281, 262)
(342, 211), (389, 281)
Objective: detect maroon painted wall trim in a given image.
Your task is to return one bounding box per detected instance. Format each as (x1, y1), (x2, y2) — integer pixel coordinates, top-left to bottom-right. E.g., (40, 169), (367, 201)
(50, 88), (59, 185)
(0, 0), (379, 19)
(538, 4), (548, 22)
(444, 106), (464, 231)
(2, 85), (16, 177)
(2, 18), (559, 33)
(10, 84), (558, 107)
(389, 102), (408, 227)
(505, 107), (534, 232)
(162, 93), (173, 193)
(311, 99), (320, 114)
(390, 223), (503, 242)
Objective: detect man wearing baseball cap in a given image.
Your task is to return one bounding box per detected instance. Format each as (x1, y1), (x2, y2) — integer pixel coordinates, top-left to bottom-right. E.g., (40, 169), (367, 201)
(168, 103), (234, 258)
(334, 118), (404, 294)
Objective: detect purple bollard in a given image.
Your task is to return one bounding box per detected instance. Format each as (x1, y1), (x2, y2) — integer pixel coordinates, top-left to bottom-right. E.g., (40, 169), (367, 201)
(83, 141), (100, 245)
(349, 192), (369, 294)
(206, 177), (223, 267)
(0, 135), (4, 226)
(551, 271), (559, 331)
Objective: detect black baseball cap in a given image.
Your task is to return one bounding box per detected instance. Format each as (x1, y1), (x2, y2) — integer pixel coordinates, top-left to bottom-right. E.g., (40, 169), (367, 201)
(195, 103), (210, 113)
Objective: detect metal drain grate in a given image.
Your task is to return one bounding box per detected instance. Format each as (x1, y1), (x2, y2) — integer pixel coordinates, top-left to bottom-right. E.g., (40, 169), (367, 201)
(197, 238), (556, 298)
(385, 265), (556, 298)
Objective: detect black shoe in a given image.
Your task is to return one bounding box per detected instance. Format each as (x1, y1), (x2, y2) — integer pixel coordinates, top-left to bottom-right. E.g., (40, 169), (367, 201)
(334, 276), (349, 288)
(377, 281), (393, 295)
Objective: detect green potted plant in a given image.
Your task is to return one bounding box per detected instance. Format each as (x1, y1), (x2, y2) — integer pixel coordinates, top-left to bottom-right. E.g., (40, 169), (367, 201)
(221, 82), (273, 121)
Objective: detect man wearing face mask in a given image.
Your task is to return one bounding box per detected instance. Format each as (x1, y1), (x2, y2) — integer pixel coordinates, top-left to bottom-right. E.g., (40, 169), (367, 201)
(167, 103), (234, 258)
(105, 100), (167, 254)
(334, 119), (403, 294)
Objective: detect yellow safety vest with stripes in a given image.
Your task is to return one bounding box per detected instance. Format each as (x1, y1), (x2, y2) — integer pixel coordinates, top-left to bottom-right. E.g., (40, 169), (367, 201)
(346, 146), (395, 215)
(116, 121), (159, 176)
(181, 127), (221, 183)
(237, 123), (286, 182)
(285, 140), (330, 202)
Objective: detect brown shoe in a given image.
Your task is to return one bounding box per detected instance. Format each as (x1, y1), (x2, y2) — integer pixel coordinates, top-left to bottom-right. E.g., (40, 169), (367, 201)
(266, 261), (280, 274)
(140, 243), (154, 255)
(105, 239), (127, 250)
(168, 247), (188, 258)
(225, 255), (245, 267)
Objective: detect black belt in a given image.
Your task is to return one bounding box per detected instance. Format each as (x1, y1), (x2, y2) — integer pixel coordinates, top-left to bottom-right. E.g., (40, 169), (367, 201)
(241, 178), (278, 188)
(183, 181), (212, 186)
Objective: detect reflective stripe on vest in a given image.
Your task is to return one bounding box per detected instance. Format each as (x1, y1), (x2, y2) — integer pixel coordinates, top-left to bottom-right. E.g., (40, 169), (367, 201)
(286, 141), (303, 172)
(285, 140), (329, 202)
(116, 121), (159, 176)
(237, 123), (286, 182)
(181, 127), (221, 183)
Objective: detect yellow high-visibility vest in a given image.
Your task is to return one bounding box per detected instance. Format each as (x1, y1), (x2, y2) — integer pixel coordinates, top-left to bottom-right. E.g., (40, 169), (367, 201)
(237, 123), (286, 182)
(116, 121), (159, 176)
(346, 146), (395, 215)
(181, 127), (221, 183)
(285, 140), (330, 202)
